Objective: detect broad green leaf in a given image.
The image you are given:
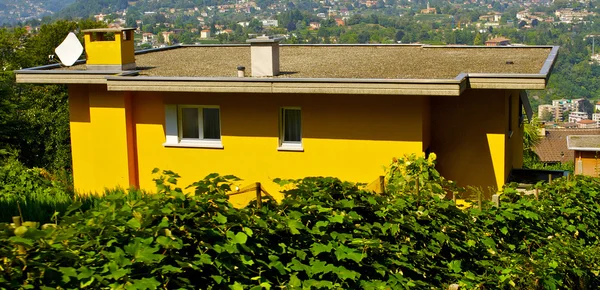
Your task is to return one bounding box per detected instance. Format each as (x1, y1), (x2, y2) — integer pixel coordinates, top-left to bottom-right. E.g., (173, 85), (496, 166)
(234, 232), (248, 244)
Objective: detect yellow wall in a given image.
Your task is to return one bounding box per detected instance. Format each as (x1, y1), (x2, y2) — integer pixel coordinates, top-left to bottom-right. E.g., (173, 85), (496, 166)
(68, 86), (525, 202)
(68, 85), (133, 194)
(84, 32), (135, 66)
(133, 92), (427, 205)
(430, 89), (509, 198)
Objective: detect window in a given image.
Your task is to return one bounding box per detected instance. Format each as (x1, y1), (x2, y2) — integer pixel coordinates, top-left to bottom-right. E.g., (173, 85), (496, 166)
(278, 107), (303, 151)
(164, 105), (223, 148)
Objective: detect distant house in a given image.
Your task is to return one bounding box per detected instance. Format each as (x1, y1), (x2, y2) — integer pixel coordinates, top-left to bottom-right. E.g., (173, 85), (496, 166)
(309, 22), (321, 30)
(485, 37), (511, 46)
(142, 33), (155, 43)
(595, 101), (600, 112)
(535, 129), (600, 164)
(335, 18), (345, 26)
(420, 1), (437, 14)
(569, 111), (589, 123)
(567, 135), (600, 176)
(578, 119), (597, 129)
(201, 29), (211, 38)
(162, 31), (175, 44)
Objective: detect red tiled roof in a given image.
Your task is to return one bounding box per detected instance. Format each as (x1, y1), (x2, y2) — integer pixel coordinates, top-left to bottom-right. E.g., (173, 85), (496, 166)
(578, 119), (596, 124)
(535, 128), (600, 162)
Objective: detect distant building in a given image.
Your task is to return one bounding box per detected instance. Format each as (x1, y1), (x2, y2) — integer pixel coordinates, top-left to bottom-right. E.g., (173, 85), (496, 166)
(595, 101), (600, 112)
(485, 37), (510, 46)
(538, 104), (558, 120)
(535, 128), (600, 164)
(577, 119), (597, 128)
(567, 135), (600, 176)
(261, 19), (278, 27)
(162, 31), (175, 44)
(420, 1), (437, 14)
(142, 33), (155, 43)
(334, 18), (345, 26)
(201, 29), (211, 38)
(569, 111), (589, 123)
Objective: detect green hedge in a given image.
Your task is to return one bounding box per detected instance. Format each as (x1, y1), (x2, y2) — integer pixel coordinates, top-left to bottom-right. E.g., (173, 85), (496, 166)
(0, 157), (600, 289)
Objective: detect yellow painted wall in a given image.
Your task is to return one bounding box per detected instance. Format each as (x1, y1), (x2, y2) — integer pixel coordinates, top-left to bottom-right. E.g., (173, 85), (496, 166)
(430, 89), (508, 198)
(133, 93), (426, 206)
(84, 32), (135, 65)
(68, 85), (133, 194)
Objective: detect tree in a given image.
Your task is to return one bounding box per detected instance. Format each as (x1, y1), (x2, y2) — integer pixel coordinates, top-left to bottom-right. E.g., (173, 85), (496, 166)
(473, 33), (483, 45)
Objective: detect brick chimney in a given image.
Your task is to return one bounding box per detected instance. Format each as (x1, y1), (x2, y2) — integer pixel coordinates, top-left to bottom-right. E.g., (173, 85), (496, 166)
(247, 36), (281, 77)
(82, 28), (136, 71)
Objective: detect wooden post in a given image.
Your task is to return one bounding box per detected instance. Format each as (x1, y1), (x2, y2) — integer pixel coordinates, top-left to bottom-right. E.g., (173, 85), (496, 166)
(567, 173), (570, 182)
(379, 176), (385, 194)
(548, 174), (552, 185)
(255, 182), (262, 208)
(477, 191), (482, 210)
(12, 216), (26, 255)
(415, 178), (419, 195)
(491, 194), (500, 207)
(535, 188), (539, 200)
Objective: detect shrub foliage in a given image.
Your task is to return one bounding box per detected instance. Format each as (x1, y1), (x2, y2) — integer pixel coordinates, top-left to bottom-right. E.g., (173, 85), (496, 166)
(0, 155), (600, 289)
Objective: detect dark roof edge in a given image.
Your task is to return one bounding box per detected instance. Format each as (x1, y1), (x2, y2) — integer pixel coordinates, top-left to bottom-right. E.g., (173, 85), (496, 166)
(104, 75), (464, 84)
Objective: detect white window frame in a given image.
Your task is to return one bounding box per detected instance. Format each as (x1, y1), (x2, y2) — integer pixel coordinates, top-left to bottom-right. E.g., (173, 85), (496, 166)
(278, 107), (303, 152)
(163, 104), (223, 149)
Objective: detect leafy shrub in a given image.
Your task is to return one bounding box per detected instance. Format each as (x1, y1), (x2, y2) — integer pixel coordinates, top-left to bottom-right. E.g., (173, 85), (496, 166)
(0, 158), (73, 222)
(1, 157), (600, 289)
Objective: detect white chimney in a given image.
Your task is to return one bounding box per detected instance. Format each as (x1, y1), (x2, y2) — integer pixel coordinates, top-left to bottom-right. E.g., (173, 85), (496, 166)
(247, 36), (281, 77)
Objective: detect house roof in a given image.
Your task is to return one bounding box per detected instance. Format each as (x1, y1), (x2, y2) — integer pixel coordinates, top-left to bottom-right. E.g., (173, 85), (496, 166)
(485, 37), (510, 43)
(567, 135), (600, 151)
(578, 119), (596, 124)
(55, 45), (551, 79)
(15, 44), (559, 95)
(535, 129), (600, 162)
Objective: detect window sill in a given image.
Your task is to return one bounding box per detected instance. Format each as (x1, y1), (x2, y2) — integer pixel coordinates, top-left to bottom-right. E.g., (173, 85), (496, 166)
(163, 141), (224, 149)
(277, 145), (304, 152)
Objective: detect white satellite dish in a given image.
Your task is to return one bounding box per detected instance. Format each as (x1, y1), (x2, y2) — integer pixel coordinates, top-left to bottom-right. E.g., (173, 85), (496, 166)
(54, 32), (84, 67)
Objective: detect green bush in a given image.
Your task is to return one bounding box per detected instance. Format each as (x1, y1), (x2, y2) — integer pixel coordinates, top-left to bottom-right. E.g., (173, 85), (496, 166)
(1, 157), (600, 289)
(0, 158), (74, 223)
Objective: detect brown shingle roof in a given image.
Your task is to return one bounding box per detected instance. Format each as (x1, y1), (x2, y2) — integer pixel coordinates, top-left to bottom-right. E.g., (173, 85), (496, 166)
(58, 45), (553, 79)
(535, 129), (600, 162)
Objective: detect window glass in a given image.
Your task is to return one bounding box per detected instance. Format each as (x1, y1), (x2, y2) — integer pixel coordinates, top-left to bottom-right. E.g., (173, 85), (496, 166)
(181, 108), (199, 139)
(283, 109), (301, 142)
(203, 108), (221, 139)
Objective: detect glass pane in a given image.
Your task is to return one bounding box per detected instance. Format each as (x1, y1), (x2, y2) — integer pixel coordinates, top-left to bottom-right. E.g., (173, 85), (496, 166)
(203, 108), (221, 139)
(284, 109), (301, 142)
(181, 108), (199, 139)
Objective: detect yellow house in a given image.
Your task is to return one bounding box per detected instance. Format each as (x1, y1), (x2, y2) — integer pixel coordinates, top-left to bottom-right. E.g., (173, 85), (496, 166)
(15, 28), (558, 203)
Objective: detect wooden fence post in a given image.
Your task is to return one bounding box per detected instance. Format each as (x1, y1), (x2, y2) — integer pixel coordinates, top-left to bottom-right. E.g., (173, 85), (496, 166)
(548, 174), (552, 185)
(379, 176), (385, 194)
(255, 182), (262, 209)
(12, 216), (26, 255)
(415, 178), (419, 195)
(477, 191), (482, 210)
(491, 194), (500, 207)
